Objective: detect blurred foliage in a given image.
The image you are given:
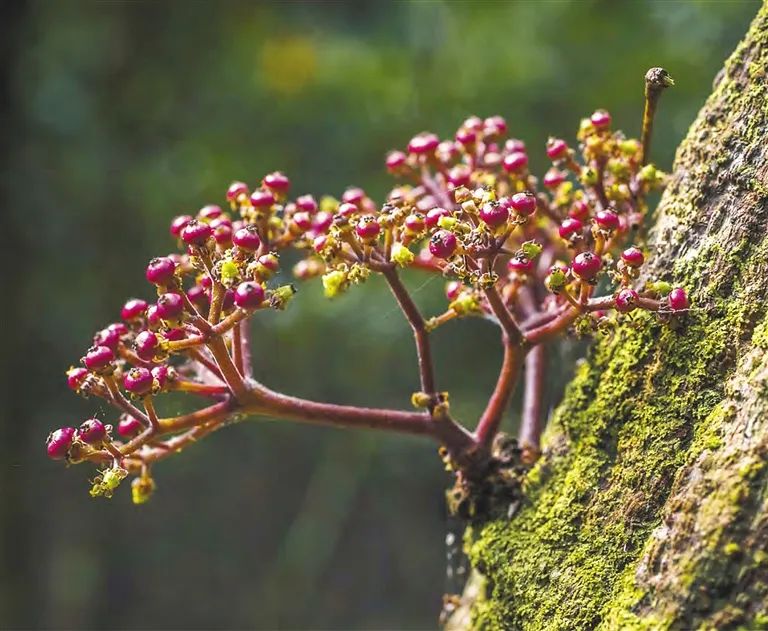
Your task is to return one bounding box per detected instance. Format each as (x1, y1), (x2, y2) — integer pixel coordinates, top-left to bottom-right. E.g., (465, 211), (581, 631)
(0, 1), (759, 629)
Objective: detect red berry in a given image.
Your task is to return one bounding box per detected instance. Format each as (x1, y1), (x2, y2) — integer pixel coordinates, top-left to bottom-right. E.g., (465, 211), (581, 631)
(210, 216), (232, 231)
(543, 169), (566, 189)
(118, 416), (142, 438)
(186, 285), (209, 309)
(558, 217), (583, 239)
(93, 327), (121, 351)
(478, 202), (509, 228)
(124, 367), (154, 396)
(292, 211), (312, 232)
(258, 253), (280, 273)
(342, 187), (366, 206)
(505, 138), (526, 153)
(502, 151), (528, 173)
(408, 133), (439, 155)
(263, 171), (290, 193)
(668, 288), (690, 311)
(198, 204), (223, 221)
(484, 115), (507, 136)
(146, 304), (161, 329)
(84, 345), (115, 371)
(250, 189), (275, 208)
(77, 418), (106, 444)
(155, 293), (184, 321)
(232, 225), (262, 252)
(572, 251), (602, 280)
(404, 213), (425, 233)
(313, 234), (328, 252)
(151, 365), (170, 389)
(546, 138), (569, 160)
(445, 281), (463, 301)
(615, 288), (639, 313)
(108, 322), (128, 337)
(591, 109), (612, 129)
(505, 192), (537, 217)
(338, 202), (358, 217)
(226, 181), (249, 202)
(213, 224), (233, 245)
(429, 230), (458, 259)
(508, 255), (534, 274)
(121, 298), (148, 322)
(621, 247), (645, 268)
(356, 216), (381, 240)
(569, 200), (590, 220)
(463, 116), (484, 132)
(386, 150), (407, 171)
(425, 207), (451, 228)
(181, 220), (212, 246)
(164, 327), (186, 342)
(234, 281), (265, 309)
(447, 165), (471, 188)
(46, 427), (75, 460)
(170, 215), (193, 237)
(455, 128), (477, 146)
(295, 194), (318, 213)
(67, 367), (89, 391)
(595, 209), (620, 231)
(134, 330), (159, 361)
(313, 211), (333, 233)
(146, 256), (177, 286)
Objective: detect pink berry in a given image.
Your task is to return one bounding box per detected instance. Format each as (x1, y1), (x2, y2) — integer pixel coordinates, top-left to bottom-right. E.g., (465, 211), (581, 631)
(186, 285), (209, 309)
(234, 281), (265, 309)
(146, 304), (161, 329)
(46, 427), (75, 460)
(668, 288), (690, 311)
(543, 169), (566, 189)
(425, 207), (452, 228)
(124, 367), (154, 396)
(356, 216), (381, 241)
(405, 213), (425, 233)
(569, 200), (590, 220)
(505, 139), (526, 153)
(313, 211), (333, 233)
(342, 187), (366, 206)
(134, 330), (159, 361)
(463, 116), (483, 132)
(313, 234), (328, 253)
(295, 194), (318, 213)
(146, 256), (177, 286)
(250, 189), (275, 208)
(84, 345), (115, 371)
(121, 298), (148, 322)
(155, 293), (184, 321)
(164, 327), (185, 342)
(108, 322), (128, 337)
(408, 133), (439, 155)
(595, 209), (620, 231)
(506, 192), (537, 217)
(151, 365), (170, 389)
(502, 151), (528, 173)
(478, 202), (509, 228)
(93, 327), (121, 351)
(572, 251), (602, 280)
(558, 217), (583, 239)
(338, 202), (358, 217)
(615, 288), (639, 313)
(118, 416), (142, 438)
(621, 247), (645, 268)
(170, 215), (193, 237)
(263, 171), (290, 193)
(445, 281), (463, 301)
(258, 253), (280, 273)
(591, 109), (612, 129)
(233, 225), (262, 252)
(447, 165), (471, 188)
(429, 230), (458, 259)
(213, 224), (233, 245)
(77, 418), (106, 444)
(67, 367), (89, 391)
(546, 138), (569, 160)
(484, 115), (507, 136)
(292, 211), (313, 232)
(455, 128), (477, 146)
(386, 150), (407, 171)
(226, 181), (249, 202)
(210, 216), (232, 230)
(181, 220), (212, 246)
(508, 255), (534, 274)
(198, 204), (222, 221)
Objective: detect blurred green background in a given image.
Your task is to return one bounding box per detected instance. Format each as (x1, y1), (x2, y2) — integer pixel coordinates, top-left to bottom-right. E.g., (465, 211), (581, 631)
(0, 1), (759, 629)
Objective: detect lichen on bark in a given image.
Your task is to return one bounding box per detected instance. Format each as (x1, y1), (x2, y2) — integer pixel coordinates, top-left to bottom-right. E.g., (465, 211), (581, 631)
(463, 5), (768, 629)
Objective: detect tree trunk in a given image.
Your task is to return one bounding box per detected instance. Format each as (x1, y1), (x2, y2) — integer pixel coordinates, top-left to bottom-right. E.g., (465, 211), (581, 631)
(461, 5), (768, 629)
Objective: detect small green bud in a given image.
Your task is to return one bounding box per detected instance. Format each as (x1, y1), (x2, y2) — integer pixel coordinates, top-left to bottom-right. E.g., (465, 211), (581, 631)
(131, 475), (156, 505)
(270, 284), (297, 309)
(580, 166), (599, 186)
(646, 280), (672, 296)
(438, 215), (458, 230)
(390, 242), (415, 267)
(521, 240), (543, 259)
(545, 268), (568, 293)
(320, 195), (340, 213)
(322, 270), (348, 298)
(411, 391), (432, 409)
(220, 259), (240, 287)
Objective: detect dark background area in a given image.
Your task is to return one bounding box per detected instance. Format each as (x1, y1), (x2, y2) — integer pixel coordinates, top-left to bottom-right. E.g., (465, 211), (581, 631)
(0, 1), (759, 629)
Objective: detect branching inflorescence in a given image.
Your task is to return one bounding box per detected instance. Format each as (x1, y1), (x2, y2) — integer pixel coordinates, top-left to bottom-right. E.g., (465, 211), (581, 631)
(47, 68), (685, 509)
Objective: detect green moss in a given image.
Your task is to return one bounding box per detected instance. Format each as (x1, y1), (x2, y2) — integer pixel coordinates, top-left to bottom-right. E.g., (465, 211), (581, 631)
(465, 7), (768, 627)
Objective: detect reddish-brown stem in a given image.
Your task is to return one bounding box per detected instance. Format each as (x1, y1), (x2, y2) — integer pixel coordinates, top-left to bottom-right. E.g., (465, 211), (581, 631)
(102, 374), (150, 425)
(232, 326), (244, 376)
(206, 336), (249, 400)
(382, 267), (437, 401)
(186, 348), (224, 380)
(483, 285), (524, 345)
(519, 343), (546, 457)
(170, 379), (230, 397)
(239, 320), (253, 379)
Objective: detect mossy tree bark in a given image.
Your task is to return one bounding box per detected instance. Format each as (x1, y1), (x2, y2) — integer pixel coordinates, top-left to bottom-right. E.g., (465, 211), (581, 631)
(463, 6), (768, 630)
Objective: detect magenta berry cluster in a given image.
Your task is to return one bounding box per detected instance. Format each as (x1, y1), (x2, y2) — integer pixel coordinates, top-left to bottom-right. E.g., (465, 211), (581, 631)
(47, 75), (687, 504)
